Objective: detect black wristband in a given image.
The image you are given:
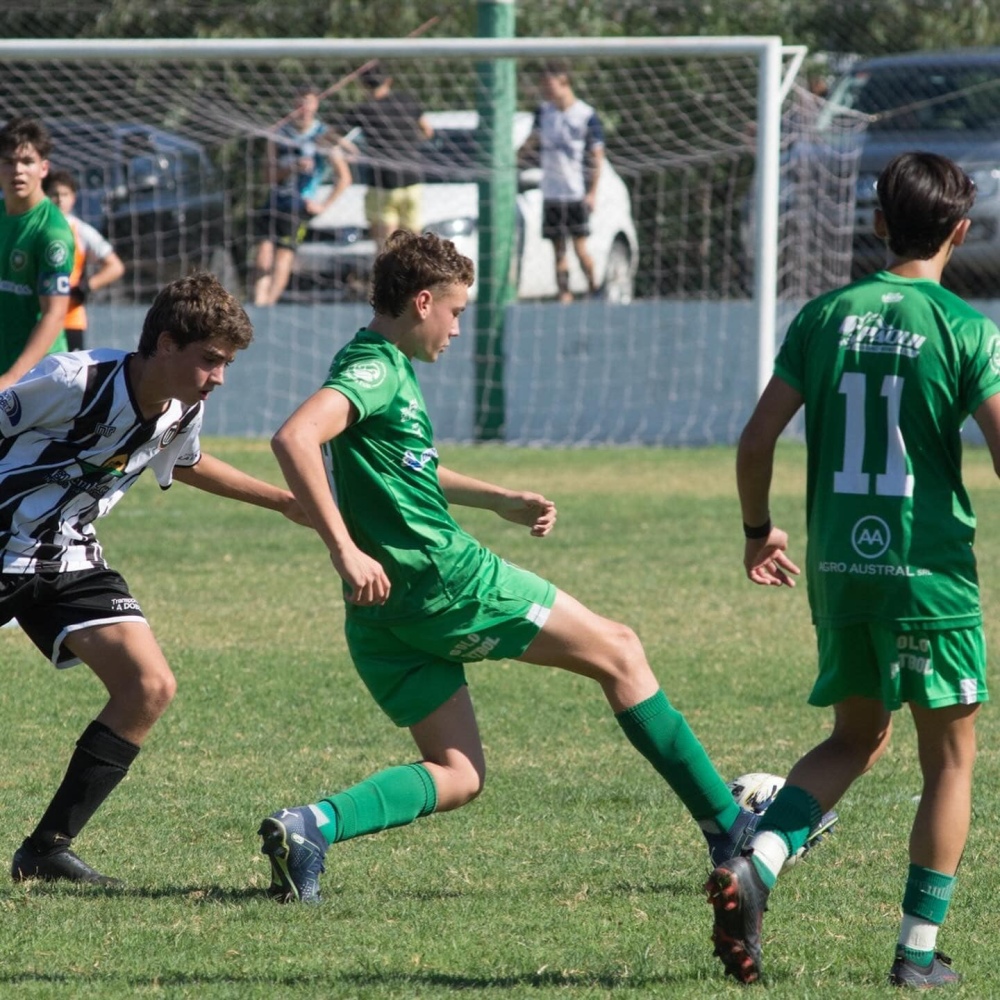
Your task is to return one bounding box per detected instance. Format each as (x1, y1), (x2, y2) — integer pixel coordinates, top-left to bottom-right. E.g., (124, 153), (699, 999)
(743, 518), (772, 539)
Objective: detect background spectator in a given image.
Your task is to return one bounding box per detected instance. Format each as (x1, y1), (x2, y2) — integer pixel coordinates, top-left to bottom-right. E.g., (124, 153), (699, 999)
(336, 64), (434, 251)
(523, 61), (604, 304)
(44, 168), (125, 350)
(253, 84), (352, 307)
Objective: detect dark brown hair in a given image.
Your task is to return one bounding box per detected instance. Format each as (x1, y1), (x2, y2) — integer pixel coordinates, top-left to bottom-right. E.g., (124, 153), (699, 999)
(0, 115), (53, 160)
(370, 230), (475, 317)
(138, 273), (254, 358)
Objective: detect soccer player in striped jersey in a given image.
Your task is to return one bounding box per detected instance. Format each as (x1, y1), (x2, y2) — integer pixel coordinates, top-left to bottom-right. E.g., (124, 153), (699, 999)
(709, 152), (1000, 988)
(256, 229), (813, 906)
(5, 272), (308, 886)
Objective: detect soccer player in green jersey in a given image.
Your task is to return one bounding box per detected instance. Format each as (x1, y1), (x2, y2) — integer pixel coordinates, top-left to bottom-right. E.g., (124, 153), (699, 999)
(707, 152), (1000, 988)
(0, 116), (72, 389)
(258, 229), (815, 906)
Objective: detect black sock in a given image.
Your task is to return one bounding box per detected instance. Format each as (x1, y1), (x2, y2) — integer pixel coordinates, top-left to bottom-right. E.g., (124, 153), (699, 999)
(30, 721), (140, 851)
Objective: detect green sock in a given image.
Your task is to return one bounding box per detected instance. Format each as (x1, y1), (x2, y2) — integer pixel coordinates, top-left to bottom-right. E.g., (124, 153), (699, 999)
(900, 864), (955, 966)
(751, 785), (823, 889)
(616, 690), (738, 832)
(312, 762), (438, 844)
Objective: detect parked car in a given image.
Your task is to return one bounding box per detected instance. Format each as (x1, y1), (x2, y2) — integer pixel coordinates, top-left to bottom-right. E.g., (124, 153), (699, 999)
(42, 120), (229, 298)
(819, 49), (1000, 295)
(290, 110), (639, 302)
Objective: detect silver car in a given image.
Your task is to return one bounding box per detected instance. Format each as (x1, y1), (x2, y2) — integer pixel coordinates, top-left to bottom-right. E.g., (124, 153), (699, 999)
(291, 110), (638, 303)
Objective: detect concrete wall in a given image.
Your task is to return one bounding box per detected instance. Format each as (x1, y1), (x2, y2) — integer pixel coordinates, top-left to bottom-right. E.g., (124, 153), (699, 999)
(85, 297), (997, 446)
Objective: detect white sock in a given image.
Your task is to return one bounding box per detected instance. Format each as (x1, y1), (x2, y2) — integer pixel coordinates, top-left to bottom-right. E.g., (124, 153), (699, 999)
(898, 913), (939, 957)
(749, 831), (790, 882)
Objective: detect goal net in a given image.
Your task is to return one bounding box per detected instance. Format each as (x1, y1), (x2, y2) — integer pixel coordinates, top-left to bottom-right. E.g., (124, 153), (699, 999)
(0, 37), (863, 444)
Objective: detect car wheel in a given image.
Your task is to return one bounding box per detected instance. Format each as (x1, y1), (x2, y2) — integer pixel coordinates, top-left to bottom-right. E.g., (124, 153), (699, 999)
(603, 238), (634, 304)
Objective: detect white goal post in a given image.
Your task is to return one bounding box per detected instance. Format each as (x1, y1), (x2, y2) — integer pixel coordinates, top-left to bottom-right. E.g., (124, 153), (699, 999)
(0, 35), (853, 444)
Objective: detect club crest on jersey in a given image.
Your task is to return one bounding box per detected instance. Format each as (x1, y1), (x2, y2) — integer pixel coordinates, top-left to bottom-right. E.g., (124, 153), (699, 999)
(9, 248), (27, 272)
(851, 515), (891, 559)
(0, 389), (22, 426)
(344, 360), (387, 389)
(44, 240), (69, 267)
(160, 422), (182, 448)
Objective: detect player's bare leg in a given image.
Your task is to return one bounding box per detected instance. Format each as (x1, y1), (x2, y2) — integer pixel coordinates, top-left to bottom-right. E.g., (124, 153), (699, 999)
(410, 686), (486, 811)
(783, 696), (892, 813)
(552, 236), (573, 304)
(572, 233), (598, 295)
(518, 589), (749, 861)
(253, 238), (275, 305)
(12, 623), (175, 885)
(265, 246), (296, 306)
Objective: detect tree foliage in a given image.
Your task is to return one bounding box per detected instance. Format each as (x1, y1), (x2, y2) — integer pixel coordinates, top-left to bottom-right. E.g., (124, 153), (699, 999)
(5, 0), (1000, 57)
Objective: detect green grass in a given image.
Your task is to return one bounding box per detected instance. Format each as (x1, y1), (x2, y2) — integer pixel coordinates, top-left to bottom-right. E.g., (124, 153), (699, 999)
(2, 440), (999, 998)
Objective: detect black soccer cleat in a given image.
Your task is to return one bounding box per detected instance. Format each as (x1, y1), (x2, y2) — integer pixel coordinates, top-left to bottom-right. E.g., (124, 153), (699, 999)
(888, 949), (961, 989)
(705, 854), (770, 984)
(11, 837), (120, 886)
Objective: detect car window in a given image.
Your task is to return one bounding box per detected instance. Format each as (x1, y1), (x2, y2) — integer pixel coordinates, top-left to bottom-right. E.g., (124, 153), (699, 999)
(821, 63), (1000, 133)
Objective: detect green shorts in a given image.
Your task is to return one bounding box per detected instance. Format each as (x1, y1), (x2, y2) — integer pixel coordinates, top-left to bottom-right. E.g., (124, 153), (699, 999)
(345, 558), (557, 728)
(811, 623), (988, 711)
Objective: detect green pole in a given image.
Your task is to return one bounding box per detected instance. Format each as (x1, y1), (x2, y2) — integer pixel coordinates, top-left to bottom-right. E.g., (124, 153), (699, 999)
(474, 0), (516, 441)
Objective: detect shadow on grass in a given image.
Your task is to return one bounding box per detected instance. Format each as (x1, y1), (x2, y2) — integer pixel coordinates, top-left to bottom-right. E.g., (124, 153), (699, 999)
(0, 968), (696, 990)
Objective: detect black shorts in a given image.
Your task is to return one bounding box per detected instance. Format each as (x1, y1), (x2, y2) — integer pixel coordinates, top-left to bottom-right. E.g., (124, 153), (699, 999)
(254, 190), (309, 250)
(0, 567), (147, 668)
(542, 200), (590, 241)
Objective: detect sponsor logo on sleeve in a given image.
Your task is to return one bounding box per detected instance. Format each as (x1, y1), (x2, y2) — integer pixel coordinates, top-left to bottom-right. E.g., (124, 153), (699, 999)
(44, 240), (70, 268)
(988, 335), (1000, 377)
(0, 390), (22, 426)
(344, 360), (387, 389)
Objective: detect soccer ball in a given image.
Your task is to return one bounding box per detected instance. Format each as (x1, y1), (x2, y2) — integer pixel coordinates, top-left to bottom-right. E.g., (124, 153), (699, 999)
(727, 771), (785, 815)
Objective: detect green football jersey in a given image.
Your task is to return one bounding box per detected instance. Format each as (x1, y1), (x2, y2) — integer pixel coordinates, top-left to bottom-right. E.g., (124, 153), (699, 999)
(775, 271), (1000, 630)
(0, 197), (72, 371)
(322, 329), (489, 623)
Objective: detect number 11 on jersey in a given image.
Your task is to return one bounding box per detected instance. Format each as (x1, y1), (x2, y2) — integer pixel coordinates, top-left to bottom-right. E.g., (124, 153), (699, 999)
(833, 371), (915, 498)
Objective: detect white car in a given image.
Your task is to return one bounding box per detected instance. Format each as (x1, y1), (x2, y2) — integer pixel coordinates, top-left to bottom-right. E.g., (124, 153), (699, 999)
(291, 110), (638, 302)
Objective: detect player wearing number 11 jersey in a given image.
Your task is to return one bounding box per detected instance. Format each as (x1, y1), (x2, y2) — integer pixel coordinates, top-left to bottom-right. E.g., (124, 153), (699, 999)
(708, 152), (1000, 988)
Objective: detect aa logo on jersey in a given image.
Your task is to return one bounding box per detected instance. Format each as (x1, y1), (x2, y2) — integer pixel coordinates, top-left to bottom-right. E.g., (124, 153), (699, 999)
(344, 360), (387, 389)
(44, 240), (69, 267)
(851, 515), (891, 559)
(8, 249), (27, 272)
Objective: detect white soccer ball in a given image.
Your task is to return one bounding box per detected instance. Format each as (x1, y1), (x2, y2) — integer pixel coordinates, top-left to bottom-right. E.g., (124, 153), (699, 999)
(727, 771), (785, 815)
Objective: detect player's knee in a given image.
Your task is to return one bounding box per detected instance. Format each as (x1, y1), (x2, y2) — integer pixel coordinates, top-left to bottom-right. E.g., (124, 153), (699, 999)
(135, 664), (177, 718)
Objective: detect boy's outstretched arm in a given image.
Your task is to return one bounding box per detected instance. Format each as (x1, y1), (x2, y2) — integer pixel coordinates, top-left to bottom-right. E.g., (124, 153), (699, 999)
(736, 375), (804, 587)
(172, 452), (310, 525)
(271, 387), (391, 606)
(437, 465), (557, 537)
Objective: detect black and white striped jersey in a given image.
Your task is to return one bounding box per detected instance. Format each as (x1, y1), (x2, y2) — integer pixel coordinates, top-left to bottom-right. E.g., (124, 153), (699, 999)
(0, 349), (203, 573)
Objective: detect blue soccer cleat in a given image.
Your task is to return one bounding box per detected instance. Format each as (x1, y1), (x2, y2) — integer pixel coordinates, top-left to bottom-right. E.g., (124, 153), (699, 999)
(705, 807), (760, 868)
(258, 806), (327, 904)
(705, 854), (771, 984)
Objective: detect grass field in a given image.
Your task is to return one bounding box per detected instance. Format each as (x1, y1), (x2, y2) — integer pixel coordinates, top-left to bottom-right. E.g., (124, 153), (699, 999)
(2, 440), (1000, 998)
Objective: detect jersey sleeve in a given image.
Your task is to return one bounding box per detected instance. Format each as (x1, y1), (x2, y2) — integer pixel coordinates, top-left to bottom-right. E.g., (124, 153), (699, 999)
(75, 219), (114, 262)
(0, 355), (87, 437)
(773, 309), (808, 392)
(585, 110), (605, 150)
(960, 317), (1000, 414)
(148, 404), (203, 488)
(324, 352), (401, 421)
(35, 212), (74, 298)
